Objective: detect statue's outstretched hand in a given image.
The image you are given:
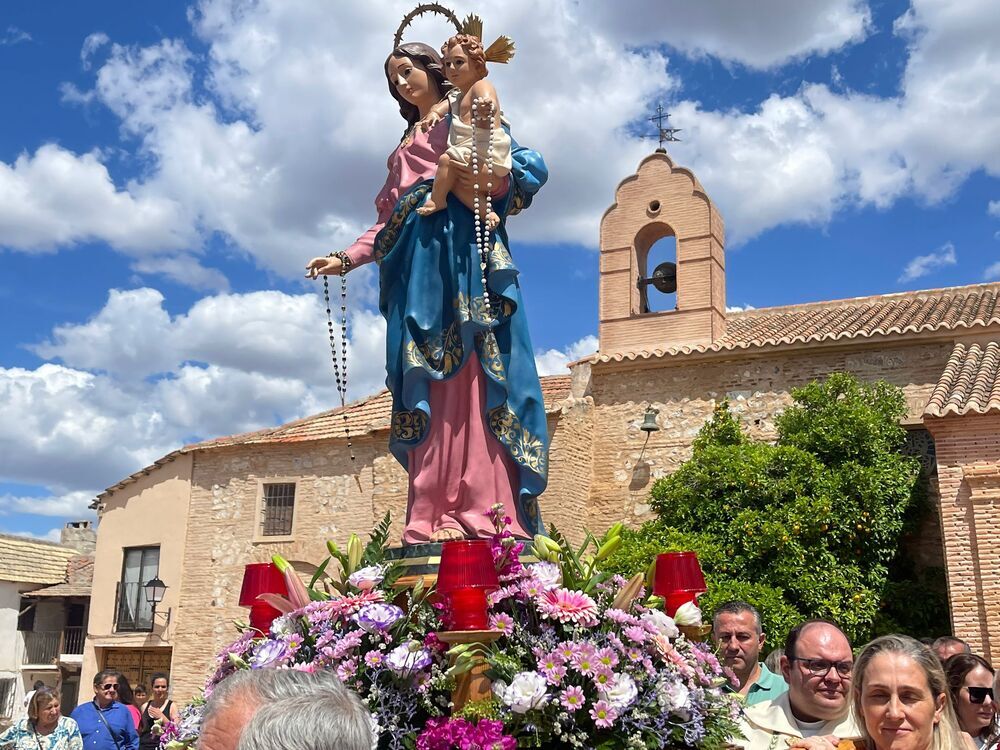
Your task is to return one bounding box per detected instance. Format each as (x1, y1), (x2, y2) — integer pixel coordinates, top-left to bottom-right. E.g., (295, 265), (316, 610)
(305, 255), (343, 279)
(418, 111), (441, 132)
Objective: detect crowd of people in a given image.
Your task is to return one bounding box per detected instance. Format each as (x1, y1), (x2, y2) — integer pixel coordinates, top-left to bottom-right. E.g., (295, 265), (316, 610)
(0, 671), (180, 750)
(711, 601), (999, 750)
(2, 604), (996, 750)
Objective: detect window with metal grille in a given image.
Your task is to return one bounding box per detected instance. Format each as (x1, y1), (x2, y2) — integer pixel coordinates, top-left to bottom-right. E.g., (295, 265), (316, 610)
(0, 677), (16, 719)
(262, 483), (296, 536)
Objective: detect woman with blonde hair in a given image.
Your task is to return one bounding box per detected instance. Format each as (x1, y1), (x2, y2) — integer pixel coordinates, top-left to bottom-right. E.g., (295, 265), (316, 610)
(853, 634), (967, 750)
(0, 689), (82, 750)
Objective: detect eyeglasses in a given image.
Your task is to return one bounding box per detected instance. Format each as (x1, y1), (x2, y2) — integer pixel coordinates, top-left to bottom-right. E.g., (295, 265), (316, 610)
(968, 687), (994, 704)
(101, 684), (119, 691)
(789, 657), (853, 677)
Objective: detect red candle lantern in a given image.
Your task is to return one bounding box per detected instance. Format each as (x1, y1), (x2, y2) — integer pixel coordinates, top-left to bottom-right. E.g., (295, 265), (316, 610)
(437, 540), (499, 631)
(239, 562), (288, 633)
(653, 552), (707, 616)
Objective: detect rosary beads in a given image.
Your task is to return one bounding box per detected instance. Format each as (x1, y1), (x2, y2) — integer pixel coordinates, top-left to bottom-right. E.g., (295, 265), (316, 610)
(324, 262), (354, 463)
(471, 96), (497, 323)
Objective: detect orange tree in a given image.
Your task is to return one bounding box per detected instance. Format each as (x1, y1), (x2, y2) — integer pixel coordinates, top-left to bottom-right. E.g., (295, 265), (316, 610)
(605, 372), (946, 644)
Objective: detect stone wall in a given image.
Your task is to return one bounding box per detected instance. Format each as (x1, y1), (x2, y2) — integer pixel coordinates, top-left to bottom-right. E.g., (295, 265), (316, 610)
(584, 340), (953, 531)
(166, 338), (958, 700)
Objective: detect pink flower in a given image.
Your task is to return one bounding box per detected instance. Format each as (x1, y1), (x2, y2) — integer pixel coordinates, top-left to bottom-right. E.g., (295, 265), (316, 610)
(489, 613), (515, 633)
(624, 625), (648, 644)
(336, 658), (357, 681)
(536, 588), (599, 627)
(560, 685), (586, 712)
(596, 647), (619, 670)
(591, 668), (614, 689)
(541, 663), (566, 685)
(590, 699), (618, 728)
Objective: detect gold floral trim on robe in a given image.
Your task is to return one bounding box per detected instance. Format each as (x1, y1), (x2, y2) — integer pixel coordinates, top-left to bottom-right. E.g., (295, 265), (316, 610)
(404, 321), (463, 376)
(476, 330), (506, 382)
(489, 240), (515, 271)
(488, 405), (548, 477)
(375, 184), (431, 264)
(391, 409), (429, 443)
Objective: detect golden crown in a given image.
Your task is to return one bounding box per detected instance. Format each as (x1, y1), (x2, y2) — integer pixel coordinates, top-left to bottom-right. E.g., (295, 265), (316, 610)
(394, 4), (515, 64)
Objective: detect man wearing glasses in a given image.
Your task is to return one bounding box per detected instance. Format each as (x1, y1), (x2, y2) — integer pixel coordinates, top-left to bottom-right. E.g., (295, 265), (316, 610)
(71, 671), (140, 750)
(734, 620), (861, 750)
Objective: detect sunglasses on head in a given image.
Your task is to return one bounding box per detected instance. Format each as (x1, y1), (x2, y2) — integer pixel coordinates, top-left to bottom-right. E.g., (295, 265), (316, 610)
(968, 686), (994, 704)
(101, 684), (118, 691)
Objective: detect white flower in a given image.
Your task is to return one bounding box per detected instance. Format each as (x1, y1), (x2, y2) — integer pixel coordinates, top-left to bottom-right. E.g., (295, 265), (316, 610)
(657, 679), (691, 717)
(673, 601), (703, 627)
(527, 562), (562, 590)
(494, 671), (549, 713)
(347, 565), (385, 591)
(268, 614), (297, 637)
(641, 609), (680, 639)
(600, 673), (638, 710)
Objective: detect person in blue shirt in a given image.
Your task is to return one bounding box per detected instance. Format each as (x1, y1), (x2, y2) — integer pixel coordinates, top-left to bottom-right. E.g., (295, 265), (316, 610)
(713, 600), (789, 706)
(70, 671), (139, 750)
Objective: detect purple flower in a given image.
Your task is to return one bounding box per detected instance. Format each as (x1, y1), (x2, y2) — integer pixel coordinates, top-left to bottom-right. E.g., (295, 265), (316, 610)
(386, 640), (433, 677)
(354, 602), (404, 633)
(364, 651), (385, 668)
(250, 639), (290, 669)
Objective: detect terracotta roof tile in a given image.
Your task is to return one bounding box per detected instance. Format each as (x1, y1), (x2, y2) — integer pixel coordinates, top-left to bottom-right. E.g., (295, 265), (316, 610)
(186, 375), (572, 450)
(0, 535), (79, 585)
(924, 341), (1000, 417)
(596, 283), (1000, 364)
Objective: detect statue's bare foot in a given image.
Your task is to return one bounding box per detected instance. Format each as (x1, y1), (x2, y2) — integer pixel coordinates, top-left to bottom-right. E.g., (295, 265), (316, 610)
(485, 211), (500, 231)
(430, 527), (466, 542)
(416, 198), (443, 216)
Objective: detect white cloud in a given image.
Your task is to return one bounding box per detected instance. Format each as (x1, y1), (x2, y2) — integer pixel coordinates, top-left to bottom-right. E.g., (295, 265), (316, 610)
(898, 242), (957, 282)
(80, 32), (109, 69)
(584, 0), (872, 69)
(985, 261), (1000, 280)
(666, 0), (1000, 244)
(535, 335), (598, 376)
(0, 491), (97, 519)
(0, 528), (63, 543)
(1, 26), (32, 46)
(14, 287), (388, 492)
(0, 144), (194, 253)
(989, 200), (1000, 218)
(1, 0), (996, 280)
(726, 304), (757, 313)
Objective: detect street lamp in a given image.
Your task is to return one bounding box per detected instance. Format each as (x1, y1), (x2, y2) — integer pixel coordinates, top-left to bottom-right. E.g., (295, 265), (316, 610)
(143, 577), (171, 626)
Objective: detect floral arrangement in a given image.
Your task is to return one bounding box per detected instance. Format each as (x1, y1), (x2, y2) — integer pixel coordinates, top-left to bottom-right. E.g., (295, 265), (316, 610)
(162, 511), (741, 750)
(422, 507), (743, 750)
(164, 515), (453, 750)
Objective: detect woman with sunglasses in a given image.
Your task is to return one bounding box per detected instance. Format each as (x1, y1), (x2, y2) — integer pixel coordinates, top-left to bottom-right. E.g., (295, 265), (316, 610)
(945, 654), (998, 749)
(0, 689), (82, 750)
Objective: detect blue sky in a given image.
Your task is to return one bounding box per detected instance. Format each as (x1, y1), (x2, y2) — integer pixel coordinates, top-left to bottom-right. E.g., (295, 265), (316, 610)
(2, 0), (999, 540)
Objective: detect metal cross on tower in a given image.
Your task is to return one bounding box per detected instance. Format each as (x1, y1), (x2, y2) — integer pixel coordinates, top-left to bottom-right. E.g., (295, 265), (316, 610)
(645, 104), (681, 152)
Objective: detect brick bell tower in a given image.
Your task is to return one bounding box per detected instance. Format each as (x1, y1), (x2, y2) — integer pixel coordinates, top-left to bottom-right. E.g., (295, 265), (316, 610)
(598, 151), (726, 355)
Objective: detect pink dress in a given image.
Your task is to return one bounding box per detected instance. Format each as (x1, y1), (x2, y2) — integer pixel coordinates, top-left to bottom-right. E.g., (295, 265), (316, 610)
(344, 122), (530, 544)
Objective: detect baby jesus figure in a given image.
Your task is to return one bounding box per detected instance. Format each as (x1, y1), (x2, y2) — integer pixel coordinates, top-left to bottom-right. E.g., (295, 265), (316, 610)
(415, 33), (512, 230)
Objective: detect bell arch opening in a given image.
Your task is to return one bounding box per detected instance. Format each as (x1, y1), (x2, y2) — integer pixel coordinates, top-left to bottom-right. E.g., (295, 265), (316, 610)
(635, 221), (677, 314)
